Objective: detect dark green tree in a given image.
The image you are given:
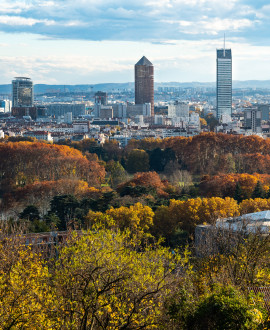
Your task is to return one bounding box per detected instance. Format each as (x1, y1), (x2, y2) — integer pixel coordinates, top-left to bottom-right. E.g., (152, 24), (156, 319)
(187, 286), (264, 330)
(19, 205), (40, 222)
(149, 148), (176, 172)
(234, 182), (244, 203)
(50, 195), (79, 230)
(252, 181), (265, 199)
(126, 149), (149, 173)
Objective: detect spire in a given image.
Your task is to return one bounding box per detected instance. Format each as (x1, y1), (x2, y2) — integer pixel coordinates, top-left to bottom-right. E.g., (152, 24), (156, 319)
(135, 56), (153, 66)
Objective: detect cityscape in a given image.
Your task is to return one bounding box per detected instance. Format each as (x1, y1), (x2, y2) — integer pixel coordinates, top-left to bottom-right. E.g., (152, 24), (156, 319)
(1, 43), (270, 145)
(2, 0), (270, 328)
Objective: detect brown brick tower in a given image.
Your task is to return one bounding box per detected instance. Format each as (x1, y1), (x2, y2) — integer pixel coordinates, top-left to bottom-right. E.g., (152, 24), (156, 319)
(135, 56), (154, 116)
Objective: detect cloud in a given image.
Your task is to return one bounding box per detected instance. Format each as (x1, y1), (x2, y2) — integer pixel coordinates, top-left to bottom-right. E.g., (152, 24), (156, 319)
(0, 0), (266, 44)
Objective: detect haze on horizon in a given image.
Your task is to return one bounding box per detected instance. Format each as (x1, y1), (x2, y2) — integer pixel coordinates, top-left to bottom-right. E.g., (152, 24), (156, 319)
(0, 0), (270, 85)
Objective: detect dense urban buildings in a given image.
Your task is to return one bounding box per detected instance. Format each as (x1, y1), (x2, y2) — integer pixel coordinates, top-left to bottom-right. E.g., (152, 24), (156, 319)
(134, 56), (154, 116)
(216, 48), (232, 120)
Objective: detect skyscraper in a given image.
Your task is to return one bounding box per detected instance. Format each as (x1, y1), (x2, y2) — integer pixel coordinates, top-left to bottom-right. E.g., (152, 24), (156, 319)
(135, 56), (154, 116)
(12, 77), (34, 107)
(216, 46), (232, 120)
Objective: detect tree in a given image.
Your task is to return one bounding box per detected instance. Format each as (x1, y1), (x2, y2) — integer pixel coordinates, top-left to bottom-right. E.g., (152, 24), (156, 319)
(187, 286), (264, 330)
(53, 228), (178, 329)
(252, 181), (265, 199)
(105, 160), (127, 187)
(86, 202), (154, 236)
(126, 149), (149, 173)
(49, 194), (79, 230)
(117, 171), (168, 198)
(239, 198), (270, 215)
(19, 205), (40, 221)
(148, 148), (176, 172)
(0, 231), (58, 328)
(234, 182), (244, 203)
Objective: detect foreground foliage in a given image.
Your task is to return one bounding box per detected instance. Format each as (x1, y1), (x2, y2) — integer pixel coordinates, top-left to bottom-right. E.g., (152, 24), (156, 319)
(0, 225), (269, 329)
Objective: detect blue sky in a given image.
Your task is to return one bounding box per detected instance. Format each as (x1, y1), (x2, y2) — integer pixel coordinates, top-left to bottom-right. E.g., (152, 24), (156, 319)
(0, 0), (269, 84)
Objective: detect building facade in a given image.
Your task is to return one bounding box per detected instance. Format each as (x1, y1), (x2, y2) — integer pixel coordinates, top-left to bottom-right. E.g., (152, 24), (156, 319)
(135, 56), (154, 116)
(95, 91), (108, 105)
(244, 108), (262, 133)
(12, 77), (34, 107)
(168, 101), (189, 119)
(216, 49), (232, 119)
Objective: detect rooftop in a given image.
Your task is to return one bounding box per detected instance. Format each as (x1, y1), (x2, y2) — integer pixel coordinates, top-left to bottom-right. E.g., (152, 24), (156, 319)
(135, 56), (153, 66)
(217, 49), (232, 59)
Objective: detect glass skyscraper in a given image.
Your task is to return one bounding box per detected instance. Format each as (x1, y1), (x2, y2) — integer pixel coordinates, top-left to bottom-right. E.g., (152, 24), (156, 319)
(216, 49), (232, 120)
(12, 77), (34, 107)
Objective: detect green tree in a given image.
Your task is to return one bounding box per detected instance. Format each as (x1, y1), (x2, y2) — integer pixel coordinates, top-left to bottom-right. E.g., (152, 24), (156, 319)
(126, 149), (149, 173)
(49, 195), (79, 230)
(252, 181), (265, 199)
(149, 148), (176, 172)
(19, 205), (40, 221)
(234, 182), (244, 203)
(187, 286), (264, 330)
(106, 160), (127, 187)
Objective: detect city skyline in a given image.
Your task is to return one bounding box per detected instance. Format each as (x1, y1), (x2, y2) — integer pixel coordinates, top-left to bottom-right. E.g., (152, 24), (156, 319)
(0, 1), (270, 84)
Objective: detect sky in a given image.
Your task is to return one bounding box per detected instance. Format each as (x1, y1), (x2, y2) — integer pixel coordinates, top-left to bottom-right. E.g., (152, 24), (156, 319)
(0, 0), (270, 84)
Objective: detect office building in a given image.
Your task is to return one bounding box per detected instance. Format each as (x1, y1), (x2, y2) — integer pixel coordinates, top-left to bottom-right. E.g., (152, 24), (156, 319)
(112, 104), (127, 118)
(46, 103), (86, 117)
(244, 108), (262, 133)
(258, 104), (270, 121)
(127, 103), (151, 118)
(95, 91), (108, 105)
(0, 100), (12, 113)
(135, 56), (154, 116)
(99, 106), (113, 119)
(168, 101), (189, 119)
(64, 112), (73, 124)
(216, 48), (232, 119)
(12, 77), (33, 107)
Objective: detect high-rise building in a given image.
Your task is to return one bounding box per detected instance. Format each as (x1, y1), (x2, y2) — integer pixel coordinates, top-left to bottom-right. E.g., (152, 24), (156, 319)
(12, 77), (34, 107)
(135, 56), (154, 116)
(216, 47), (232, 120)
(244, 108), (262, 133)
(95, 91), (108, 105)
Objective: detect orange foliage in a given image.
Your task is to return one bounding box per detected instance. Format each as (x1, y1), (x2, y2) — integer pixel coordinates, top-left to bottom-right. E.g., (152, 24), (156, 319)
(239, 198), (270, 214)
(126, 133), (270, 175)
(0, 142), (105, 194)
(117, 172), (168, 197)
(2, 179), (101, 213)
(200, 173), (270, 198)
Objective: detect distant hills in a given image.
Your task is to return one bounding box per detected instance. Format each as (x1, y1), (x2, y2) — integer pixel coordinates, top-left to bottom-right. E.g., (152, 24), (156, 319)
(1, 80), (270, 95)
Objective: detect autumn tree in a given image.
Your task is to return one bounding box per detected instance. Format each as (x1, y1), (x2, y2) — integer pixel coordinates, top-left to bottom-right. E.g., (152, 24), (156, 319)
(86, 202), (154, 236)
(117, 171), (168, 198)
(53, 228), (178, 329)
(0, 227), (58, 328)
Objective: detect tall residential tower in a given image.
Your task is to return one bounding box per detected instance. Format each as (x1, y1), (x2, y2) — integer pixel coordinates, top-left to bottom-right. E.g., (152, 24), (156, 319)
(135, 56), (154, 116)
(216, 45), (232, 120)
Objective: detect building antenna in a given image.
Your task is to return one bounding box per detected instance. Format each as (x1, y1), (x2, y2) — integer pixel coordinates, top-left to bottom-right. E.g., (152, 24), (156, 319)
(223, 33), (226, 57)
